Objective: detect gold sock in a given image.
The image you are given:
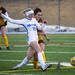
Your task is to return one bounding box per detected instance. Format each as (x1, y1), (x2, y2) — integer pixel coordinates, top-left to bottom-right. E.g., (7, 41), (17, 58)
(3, 35), (9, 47)
(33, 60), (38, 69)
(42, 52), (46, 63)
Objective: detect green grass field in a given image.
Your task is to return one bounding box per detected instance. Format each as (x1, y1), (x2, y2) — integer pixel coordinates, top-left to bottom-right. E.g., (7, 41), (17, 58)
(0, 34), (75, 75)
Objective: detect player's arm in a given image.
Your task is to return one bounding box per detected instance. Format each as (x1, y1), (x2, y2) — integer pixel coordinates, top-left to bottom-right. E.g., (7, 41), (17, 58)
(5, 12), (9, 16)
(0, 12), (23, 25)
(35, 19), (45, 30)
(42, 30), (50, 41)
(38, 29), (50, 41)
(37, 23), (45, 30)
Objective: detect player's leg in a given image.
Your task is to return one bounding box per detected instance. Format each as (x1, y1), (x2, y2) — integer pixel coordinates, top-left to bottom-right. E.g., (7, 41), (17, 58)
(1, 26), (10, 50)
(30, 41), (52, 71)
(12, 46), (36, 70)
(39, 42), (46, 62)
(33, 42), (46, 69)
(12, 41), (52, 71)
(33, 52), (38, 69)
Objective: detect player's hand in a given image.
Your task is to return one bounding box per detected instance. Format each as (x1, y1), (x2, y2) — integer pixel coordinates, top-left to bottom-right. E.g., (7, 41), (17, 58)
(43, 20), (47, 24)
(46, 36), (50, 41)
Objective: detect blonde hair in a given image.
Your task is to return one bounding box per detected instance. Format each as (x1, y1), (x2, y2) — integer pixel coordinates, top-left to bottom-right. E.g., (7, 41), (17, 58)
(22, 8), (32, 14)
(21, 8), (33, 16)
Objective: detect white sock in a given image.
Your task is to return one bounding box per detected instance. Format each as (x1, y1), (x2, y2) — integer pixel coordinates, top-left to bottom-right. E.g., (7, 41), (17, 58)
(38, 52), (45, 68)
(17, 57), (29, 68)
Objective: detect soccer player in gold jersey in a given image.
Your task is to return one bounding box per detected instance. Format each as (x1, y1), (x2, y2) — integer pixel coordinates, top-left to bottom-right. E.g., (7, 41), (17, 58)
(33, 7), (50, 69)
(0, 6), (10, 50)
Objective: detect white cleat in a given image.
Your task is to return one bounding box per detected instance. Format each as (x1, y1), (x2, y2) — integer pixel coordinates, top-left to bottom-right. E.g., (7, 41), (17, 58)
(42, 64), (52, 71)
(11, 66), (19, 70)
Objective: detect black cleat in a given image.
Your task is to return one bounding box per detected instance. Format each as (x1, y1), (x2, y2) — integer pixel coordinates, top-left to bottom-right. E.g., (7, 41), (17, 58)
(42, 64), (52, 71)
(7, 47), (11, 50)
(47, 64), (52, 68)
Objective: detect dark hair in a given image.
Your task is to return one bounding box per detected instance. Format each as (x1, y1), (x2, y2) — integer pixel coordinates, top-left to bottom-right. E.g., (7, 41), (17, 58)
(34, 7), (42, 15)
(0, 7), (6, 14)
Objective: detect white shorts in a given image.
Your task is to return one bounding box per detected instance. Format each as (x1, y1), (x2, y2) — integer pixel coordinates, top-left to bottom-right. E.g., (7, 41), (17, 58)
(27, 36), (38, 45)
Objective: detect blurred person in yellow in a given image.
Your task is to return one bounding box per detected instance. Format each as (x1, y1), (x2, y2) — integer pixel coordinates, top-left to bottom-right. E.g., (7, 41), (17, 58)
(0, 2), (10, 50)
(33, 7), (50, 69)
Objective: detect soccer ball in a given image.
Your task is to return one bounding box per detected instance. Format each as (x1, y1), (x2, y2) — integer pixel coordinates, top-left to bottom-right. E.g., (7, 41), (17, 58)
(70, 57), (75, 66)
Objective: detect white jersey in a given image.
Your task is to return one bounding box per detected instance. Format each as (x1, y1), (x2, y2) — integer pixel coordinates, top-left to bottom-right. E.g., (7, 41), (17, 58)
(1, 14), (45, 45)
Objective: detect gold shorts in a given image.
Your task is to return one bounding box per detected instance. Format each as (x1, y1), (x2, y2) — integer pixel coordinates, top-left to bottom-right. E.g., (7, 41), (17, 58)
(38, 40), (44, 44)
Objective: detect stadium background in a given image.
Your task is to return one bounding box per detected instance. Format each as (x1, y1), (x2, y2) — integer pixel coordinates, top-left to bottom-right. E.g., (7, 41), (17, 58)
(1, 0), (75, 27)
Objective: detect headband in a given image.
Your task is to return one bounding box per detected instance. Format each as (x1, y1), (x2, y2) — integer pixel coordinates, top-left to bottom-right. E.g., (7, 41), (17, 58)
(26, 10), (34, 16)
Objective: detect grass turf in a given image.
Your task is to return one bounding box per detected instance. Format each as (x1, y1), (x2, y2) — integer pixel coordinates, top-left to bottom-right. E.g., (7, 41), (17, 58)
(0, 34), (75, 75)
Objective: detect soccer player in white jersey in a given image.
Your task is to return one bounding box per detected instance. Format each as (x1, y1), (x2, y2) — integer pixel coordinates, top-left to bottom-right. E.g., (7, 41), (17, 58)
(0, 8), (52, 71)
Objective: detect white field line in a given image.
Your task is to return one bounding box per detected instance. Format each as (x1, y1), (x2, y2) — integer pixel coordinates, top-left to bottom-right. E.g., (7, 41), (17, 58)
(13, 43), (75, 47)
(46, 44), (75, 47)
(0, 45), (28, 48)
(0, 51), (75, 53)
(14, 45), (28, 47)
(0, 59), (72, 67)
(1, 42), (75, 48)
(0, 59), (22, 62)
(0, 51), (27, 53)
(63, 43), (75, 44)
(26, 62), (72, 67)
(45, 51), (75, 53)
(0, 72), (36, 75)
(52, 40), (75, 42)
(2, 39), (75, 42)
(0, 59), (37, 63)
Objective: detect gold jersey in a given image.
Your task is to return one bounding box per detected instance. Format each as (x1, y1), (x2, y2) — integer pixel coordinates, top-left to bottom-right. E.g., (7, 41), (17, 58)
(0, 7), (7, 26)
(0, 18), (5, 26)
(38, 34), (43, 41)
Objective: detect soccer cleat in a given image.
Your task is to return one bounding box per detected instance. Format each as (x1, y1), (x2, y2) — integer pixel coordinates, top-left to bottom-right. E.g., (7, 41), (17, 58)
(11, 66), (19, 70)
(7, 47), (11, 50)
(42, 64), (52, 71)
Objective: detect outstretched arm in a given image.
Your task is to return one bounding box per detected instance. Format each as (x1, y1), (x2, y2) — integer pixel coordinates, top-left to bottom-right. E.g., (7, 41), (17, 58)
(0, 11), (23, 25)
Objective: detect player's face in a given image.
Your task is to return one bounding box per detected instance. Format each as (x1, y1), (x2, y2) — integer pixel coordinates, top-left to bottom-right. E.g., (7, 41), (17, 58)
(28, 14), (34, 18)
(35, 12), (42, 21)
